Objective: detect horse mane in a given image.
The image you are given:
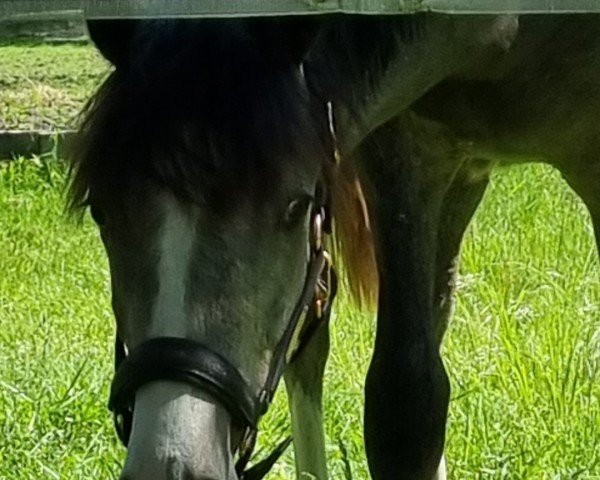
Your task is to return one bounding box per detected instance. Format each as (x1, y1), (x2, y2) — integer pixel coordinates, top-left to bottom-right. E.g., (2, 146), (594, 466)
(308, 16), (424, 309)
(333, 159), (378, 309)
(69, 18), (379, 309)
(307, 15), (425, 116)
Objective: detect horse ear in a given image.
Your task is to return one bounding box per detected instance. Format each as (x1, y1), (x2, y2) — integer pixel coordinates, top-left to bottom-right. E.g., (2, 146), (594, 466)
(252, 17), (323, 65)
(86, 20), (139, 68)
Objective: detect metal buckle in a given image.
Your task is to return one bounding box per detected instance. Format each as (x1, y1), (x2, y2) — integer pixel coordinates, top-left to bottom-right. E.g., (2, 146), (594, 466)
(311, 208), (333, 319)
(312, 209), (324, 252)
(315, 251), (332, 319)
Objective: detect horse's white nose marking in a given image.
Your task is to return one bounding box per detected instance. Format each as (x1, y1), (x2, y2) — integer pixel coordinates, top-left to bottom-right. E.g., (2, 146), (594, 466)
(152, 195), (195, 338)
(122, 382), (237, 480)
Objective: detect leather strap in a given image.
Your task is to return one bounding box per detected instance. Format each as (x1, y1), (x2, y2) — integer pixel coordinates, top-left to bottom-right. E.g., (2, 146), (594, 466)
(260, 247), (327, 406)
(109, 337), (260, 443)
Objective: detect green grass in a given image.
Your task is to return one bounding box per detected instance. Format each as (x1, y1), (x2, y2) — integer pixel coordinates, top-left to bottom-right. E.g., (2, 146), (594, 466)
(0, 156), (598, 479)
(446, 169), (600, 479)
(0, 40), (109, 130)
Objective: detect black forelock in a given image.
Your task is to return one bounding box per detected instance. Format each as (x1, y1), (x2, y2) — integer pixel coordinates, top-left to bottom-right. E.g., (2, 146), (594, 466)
(70, 18), (331, 212)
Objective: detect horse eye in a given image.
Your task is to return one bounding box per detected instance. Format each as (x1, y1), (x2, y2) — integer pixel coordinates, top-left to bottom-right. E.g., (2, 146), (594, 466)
(89, 204), (106, 226)
(283, 196), (312, 227)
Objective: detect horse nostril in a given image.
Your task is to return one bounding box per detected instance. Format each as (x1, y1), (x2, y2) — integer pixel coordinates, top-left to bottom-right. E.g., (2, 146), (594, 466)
(183, 470), (224, 480)
(181, 470), (219, 480)
(165, 458), (224, 480)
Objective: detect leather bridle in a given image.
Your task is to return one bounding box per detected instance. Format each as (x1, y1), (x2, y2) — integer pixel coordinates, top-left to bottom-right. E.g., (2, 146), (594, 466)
(108, 152), (338, 478)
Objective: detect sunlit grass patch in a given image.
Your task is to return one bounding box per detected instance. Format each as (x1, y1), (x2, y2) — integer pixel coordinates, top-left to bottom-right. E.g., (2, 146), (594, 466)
(0, 41), (109, 130)
(0, 156), (118, 478)
(445, 165), (600, 479)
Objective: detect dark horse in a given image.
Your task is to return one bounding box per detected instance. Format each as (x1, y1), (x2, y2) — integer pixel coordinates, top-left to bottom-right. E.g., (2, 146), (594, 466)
(70, 14), (600, 480)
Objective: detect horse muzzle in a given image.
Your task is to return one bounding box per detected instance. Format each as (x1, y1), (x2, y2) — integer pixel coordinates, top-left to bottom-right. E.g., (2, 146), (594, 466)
(118, 380), (238, 480)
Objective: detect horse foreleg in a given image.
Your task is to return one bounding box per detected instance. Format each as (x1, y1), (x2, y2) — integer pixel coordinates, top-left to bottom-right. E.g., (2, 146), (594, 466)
(284, 321), (330, 479)
(357, 117), (454, 480)
(433, 159), (492, 344)
(357, 115), (489, 480)
(431, 160), (491, 480)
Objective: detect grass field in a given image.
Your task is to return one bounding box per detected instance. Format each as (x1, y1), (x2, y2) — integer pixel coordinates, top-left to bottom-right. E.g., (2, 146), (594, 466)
(1, 42), (599, 479)
(0, 40), (108, 130)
